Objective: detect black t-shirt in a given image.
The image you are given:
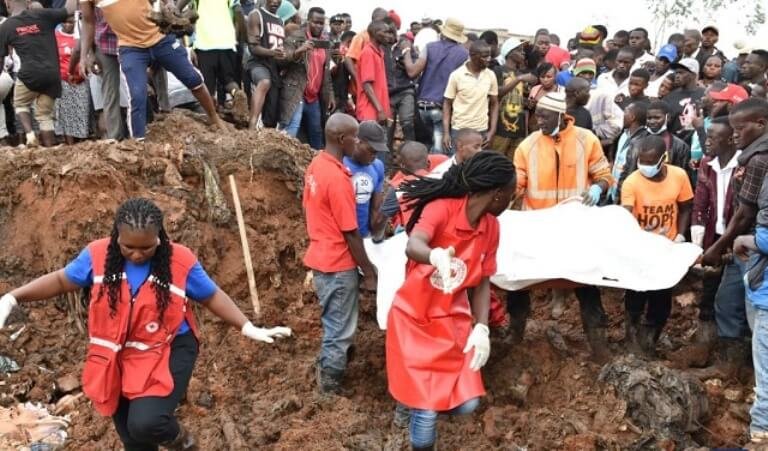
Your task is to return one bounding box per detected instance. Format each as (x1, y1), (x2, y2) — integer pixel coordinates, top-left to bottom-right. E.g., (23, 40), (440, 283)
(493, 65), (528, 139)
(568, 106), (593, 131)
(0, 9), (68, 98)
(663, 86), (705, 135)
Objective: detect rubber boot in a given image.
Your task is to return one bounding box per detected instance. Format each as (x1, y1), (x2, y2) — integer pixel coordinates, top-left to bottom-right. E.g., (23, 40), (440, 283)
(315, 363), (343, 395)
(638, 324), (660, 358)
(505, 308), (529, 345)
(161, 424), (198, 451)
(624, 312), (642, 355)
(584, 326), (611, 363)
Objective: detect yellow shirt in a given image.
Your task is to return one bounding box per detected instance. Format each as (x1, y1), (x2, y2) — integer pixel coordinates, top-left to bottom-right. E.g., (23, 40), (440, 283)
(83, 0), (163, 48)
(621, 165), (694, 240)
(444, 63), (498, 131)
(194, 0), (237, 51)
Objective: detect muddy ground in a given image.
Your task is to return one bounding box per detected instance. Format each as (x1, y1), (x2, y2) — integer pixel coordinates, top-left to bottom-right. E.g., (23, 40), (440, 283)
(0, 112), (753, 450)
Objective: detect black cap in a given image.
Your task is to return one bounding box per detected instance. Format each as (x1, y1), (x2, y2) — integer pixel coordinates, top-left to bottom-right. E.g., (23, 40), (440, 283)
(358, 121), (389, 153)
(330, 14), (344, 24)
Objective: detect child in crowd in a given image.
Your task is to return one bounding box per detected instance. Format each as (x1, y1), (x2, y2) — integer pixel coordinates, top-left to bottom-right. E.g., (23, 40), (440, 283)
(55, 15), (90, 144)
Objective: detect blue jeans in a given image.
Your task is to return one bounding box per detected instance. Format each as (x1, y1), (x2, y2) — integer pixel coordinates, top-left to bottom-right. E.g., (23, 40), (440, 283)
(410, 398), (480, 447)
(313, 269), (359, 372)
(119, 34), (203, 139)
(418, 106), (444, 155)
(302, 100), (324, 150)
(281, 101), (303, 137)
(715, 258), (751, 339)
(751, 308), (768, 436)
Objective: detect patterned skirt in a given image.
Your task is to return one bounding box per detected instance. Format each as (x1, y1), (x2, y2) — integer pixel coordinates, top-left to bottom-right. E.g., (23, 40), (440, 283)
(55, 80), (90, 138)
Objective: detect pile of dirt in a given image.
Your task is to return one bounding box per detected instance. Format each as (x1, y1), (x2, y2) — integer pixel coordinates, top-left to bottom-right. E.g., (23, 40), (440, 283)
(0, 113), (752, 449)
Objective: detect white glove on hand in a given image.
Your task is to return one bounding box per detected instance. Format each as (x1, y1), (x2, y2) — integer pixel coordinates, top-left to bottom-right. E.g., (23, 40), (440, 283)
(463, 323), (490, 371)
(429, 246), (455, 294)
(690, 225), (705, 247)
(241, 321), (292, 344)
(0, 294), (17, 329)
(674, 234), (686, 243)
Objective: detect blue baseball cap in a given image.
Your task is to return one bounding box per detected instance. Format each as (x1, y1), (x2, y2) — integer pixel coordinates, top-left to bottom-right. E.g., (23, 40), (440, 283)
(657, 44), (678, 63)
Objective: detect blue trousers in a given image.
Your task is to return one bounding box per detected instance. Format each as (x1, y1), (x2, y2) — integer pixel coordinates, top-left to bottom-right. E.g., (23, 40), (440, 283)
(301, 100), (324, 150)
(410, 398), (480, 447)
(119, 34), (203, 139)
(313, 269), (359, 372)
(751, 308), (768, 436)
(715, 258), (751, 339)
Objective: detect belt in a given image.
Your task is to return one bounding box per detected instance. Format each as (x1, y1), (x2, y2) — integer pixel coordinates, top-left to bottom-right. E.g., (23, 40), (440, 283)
(417, 101), (441, 110)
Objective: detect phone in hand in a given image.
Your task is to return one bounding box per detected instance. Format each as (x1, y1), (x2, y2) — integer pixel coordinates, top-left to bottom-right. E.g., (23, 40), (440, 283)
(312, 39), (331, 49)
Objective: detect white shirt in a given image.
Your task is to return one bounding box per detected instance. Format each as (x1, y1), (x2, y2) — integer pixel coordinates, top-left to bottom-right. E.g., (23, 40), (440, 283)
(708, 150), (742, 235)
(631, 51), (655, 73)
(596, 70), (629, 97)
(646, 70), (672, 98)
(428, 156), (457, 179)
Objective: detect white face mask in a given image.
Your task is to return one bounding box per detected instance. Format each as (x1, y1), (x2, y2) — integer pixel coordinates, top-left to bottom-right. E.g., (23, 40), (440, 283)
(647, 114), (668, 135)
(549, 113), (563, 137)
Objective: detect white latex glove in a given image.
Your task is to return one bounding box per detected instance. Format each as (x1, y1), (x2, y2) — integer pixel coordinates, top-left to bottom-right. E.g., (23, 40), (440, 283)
(690, 225), (705, 247)
(0, 294), (17, 329)
(429, 246), (455, 294)
(674, 234), (686, 243)
(241, 321), (292, 344)
(463, 323), (490, 371)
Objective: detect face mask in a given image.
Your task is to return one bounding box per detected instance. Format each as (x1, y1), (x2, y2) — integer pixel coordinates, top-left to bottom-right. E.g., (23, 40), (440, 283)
(638, 153), (665, 178)
(647, 115), (668, 135)
(550, 113), (562, 137)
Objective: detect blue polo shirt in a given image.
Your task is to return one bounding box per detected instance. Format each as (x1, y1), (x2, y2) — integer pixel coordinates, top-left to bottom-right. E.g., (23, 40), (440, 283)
(343, 156), (385, 238)
(64, 247), (218, 335)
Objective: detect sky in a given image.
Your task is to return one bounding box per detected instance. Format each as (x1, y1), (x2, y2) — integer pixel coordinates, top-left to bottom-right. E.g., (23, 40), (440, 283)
(303, 0), (768, 55)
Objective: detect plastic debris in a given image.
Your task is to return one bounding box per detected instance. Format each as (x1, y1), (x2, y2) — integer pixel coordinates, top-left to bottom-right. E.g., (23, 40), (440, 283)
(0, 356), (20, 373)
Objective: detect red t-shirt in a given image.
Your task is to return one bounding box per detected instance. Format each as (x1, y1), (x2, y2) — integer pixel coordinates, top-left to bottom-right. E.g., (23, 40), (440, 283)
(413, 196), (499, 278)
(302, 151), (359, 272)
(55, 29), (82, 83)
(303, 30), (326, 103)
(545, 45), (571, 70)
(355, 42), (391, 121)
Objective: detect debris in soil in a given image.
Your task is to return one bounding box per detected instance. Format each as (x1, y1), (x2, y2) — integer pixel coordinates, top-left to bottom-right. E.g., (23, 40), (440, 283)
(0, 402), (70, 449)
(599, 355), (710, 445)
(0, 356), (20, 373)
(54, 374), (79, 394)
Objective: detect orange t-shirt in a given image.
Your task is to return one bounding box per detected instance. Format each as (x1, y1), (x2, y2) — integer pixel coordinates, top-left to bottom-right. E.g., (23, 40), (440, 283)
(620, 165), (694, 240)
(83, 0), (163, 48)
(345, 30), (370, 62)
(302, 151), (359, 272)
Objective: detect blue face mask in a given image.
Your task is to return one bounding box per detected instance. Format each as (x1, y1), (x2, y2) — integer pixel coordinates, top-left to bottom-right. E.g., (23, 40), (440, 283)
(638, 153), (666, 178)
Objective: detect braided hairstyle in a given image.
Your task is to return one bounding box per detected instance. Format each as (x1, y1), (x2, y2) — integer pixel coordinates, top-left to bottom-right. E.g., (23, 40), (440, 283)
(400, 152), (516, 234)
(99, 198), (173, 322)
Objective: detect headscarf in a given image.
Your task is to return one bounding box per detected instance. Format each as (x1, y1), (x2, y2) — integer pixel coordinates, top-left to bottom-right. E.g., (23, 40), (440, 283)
(277, 0), (297, 24)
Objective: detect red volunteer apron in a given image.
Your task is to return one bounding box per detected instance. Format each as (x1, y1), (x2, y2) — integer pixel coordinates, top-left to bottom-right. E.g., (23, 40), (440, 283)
(81, 238), (200, 416)
(386, 199), (497, 411)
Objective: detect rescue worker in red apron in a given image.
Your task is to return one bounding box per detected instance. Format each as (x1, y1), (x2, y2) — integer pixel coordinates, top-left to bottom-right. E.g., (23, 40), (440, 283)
(387, 151), (516, 450)
(0, 198), (291, 450)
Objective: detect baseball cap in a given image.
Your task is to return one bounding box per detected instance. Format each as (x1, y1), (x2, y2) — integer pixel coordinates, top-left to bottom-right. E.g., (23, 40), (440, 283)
(657, 44), (678, 63)
(388, 10), (401, 30)
(710, 83), (749, 104)
(671, 57), (700, 74)
(330, 14), (344, 24)
(358, 121), (389, 153)
(573, 58), (597, 76)
(579, 26), (601, 45)
(537, 92), (567, 114)
(701, 25), (719, 35)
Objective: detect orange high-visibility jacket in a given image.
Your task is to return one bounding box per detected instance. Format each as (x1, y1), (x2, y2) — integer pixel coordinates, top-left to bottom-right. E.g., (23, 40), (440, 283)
(514, 118), (614, 210)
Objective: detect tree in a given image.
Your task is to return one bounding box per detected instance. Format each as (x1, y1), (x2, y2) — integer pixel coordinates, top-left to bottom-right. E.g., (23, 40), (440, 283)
(647, 0), (766, 49)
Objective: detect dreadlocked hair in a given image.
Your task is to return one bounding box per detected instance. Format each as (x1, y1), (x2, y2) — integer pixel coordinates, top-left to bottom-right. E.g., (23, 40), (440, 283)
(401, 152), (516, 234)
(99, 198), (173, 322)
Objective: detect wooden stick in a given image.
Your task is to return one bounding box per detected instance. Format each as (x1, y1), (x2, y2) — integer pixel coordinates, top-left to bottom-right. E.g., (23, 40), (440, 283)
(228, 174), (260, 317)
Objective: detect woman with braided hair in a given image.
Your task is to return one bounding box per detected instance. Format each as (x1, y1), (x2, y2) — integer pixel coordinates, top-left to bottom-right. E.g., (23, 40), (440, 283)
(0, 198), (291, 450)
(386, 151), (516, 451)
